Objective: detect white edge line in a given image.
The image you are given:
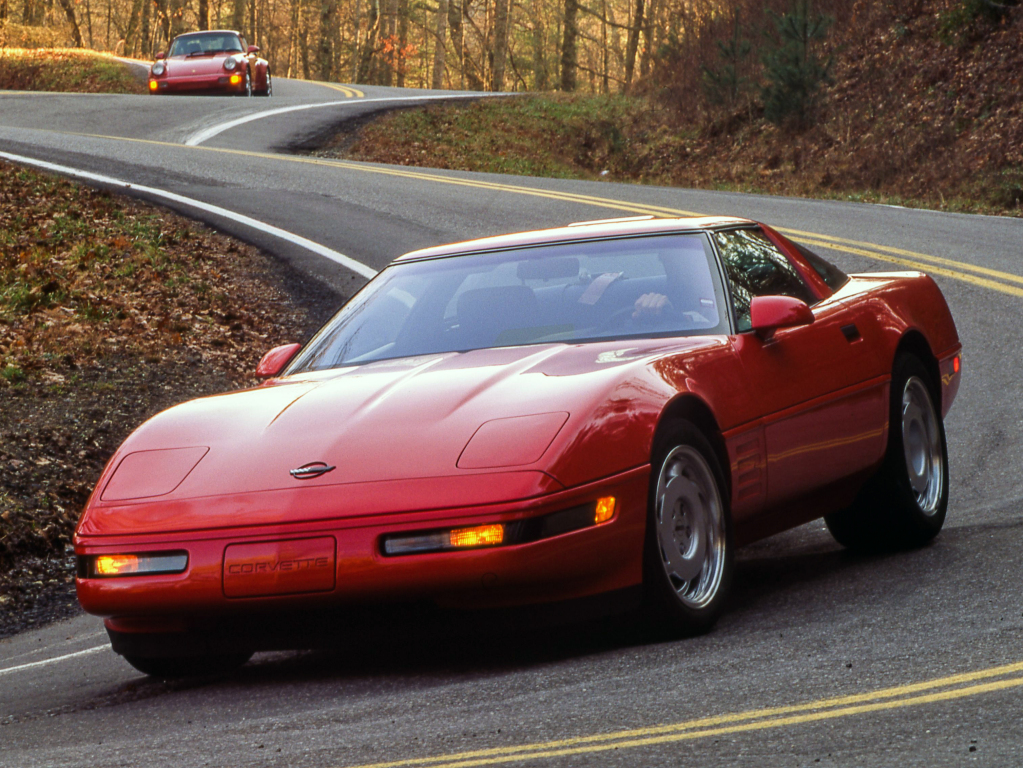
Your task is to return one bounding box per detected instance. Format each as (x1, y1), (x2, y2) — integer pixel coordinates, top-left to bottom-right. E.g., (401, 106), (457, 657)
(0, 150), (378, 279)
(185, 92), (505, 146)
(0, 645), (107, 676)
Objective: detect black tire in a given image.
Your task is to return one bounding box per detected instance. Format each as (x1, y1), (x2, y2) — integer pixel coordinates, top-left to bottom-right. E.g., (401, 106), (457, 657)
(643, 420), (733, 637)
(122, 651), (253, 679)
(257, 70), (272, 97)
(237, 69), (252, 97)
(825, 354), (949, 552)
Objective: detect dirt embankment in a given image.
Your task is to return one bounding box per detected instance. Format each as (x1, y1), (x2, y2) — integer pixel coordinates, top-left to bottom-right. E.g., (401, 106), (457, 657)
(0, 161), (339, 637)
(0, 47), (146, 93)
(326, 4), (1023, 217)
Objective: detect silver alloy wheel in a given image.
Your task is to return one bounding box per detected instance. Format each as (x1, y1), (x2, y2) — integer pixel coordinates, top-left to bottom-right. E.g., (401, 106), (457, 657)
(654, 445), (726, 609)
(901, 376), (944, 515)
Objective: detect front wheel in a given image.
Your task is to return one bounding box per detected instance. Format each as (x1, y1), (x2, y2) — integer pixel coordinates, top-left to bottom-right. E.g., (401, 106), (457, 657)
(643, 421), (733, 637)
(825, 354), (948, 551)
(258, 70), (272, 97)
(237, 70), (252, 97)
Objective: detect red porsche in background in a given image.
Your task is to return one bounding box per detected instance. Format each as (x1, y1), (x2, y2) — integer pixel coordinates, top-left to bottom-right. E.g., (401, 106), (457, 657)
(148, 30), (271, 96)
(73, 216), (961, 677)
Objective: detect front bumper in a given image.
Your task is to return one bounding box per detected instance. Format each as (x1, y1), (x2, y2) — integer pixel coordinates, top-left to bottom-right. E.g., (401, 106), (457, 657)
(149, 75), (246, 94)
(75, 466), (649, 633)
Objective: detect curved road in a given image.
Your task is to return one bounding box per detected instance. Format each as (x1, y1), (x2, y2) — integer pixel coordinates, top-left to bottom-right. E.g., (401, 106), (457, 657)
(1, 77), (1022, 768)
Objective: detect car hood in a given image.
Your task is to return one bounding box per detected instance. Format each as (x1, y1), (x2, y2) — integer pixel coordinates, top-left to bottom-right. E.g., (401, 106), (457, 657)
(163, 54), (235, 76)
(90, 338), (721, 510)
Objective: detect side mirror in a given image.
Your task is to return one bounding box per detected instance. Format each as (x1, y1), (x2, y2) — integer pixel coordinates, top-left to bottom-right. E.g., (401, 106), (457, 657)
(155, 51), (166, 60)
(749, 295), (814, 337)
(256, 343), (301, 378)
(247, 45), (260, 54)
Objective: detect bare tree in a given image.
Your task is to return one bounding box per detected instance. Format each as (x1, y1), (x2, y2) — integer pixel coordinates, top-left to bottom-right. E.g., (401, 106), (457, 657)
(560, 0), (578, 91)
(55, 0), (86, 45)
(431, 0), (448, 89)
(489, 0), (509, 90)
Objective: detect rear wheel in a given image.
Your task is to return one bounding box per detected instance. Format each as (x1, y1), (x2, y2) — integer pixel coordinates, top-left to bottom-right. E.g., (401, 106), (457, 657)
(643, 421), (733, 636)
(122, 651), (253, 679)
(825, 354), (948, 551)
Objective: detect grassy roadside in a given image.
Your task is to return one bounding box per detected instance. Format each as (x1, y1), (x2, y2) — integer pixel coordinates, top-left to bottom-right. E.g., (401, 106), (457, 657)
(0, 48), (145, 93)
(327, 7), (1023, 219)
(0, 160), (337, 637)
(327, 92), (1023, 218)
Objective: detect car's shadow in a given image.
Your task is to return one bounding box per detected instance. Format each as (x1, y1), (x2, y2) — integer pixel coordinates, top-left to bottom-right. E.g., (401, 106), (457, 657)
(111, 518), (1004, 698)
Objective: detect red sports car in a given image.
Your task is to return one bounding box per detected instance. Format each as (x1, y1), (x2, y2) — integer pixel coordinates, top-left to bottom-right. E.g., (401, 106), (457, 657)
(74, 216), (961, 677)
(148, 30), (271, 96)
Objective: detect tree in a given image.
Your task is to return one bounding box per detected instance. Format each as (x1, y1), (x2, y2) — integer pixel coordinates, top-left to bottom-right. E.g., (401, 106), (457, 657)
(431, 0), (448, 89)
(489, 0), (510, 90)
(622, 0), (642, 91)
(560, 0), (578, 91)
(760, 0), (833, 128)
(55, 0), (85, 45)
(701, 15), (750, 108)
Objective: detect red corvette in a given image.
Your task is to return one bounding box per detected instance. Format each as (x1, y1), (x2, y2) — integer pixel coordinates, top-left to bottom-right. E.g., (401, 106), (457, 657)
(74, 216), (961, 676)
(148, 30), (271, 96)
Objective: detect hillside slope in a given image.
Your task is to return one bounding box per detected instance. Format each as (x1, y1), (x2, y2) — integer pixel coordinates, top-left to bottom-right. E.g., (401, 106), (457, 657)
(328, 3), (1022, 216)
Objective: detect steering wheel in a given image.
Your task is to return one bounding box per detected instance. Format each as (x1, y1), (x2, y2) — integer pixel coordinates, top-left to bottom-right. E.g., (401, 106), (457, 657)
(596, 304), (685, 334)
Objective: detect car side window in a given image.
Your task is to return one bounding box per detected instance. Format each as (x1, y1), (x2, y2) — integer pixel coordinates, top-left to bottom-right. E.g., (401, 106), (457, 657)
(713, 228), (817, 332)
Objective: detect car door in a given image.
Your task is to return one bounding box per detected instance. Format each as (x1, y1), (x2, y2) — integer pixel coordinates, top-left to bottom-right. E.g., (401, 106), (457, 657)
(714, 228), (888, 519)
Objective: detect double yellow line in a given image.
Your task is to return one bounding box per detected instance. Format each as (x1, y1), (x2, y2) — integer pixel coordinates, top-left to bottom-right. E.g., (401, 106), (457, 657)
(313, 81), (365, 98)
(343, 659), (1023, 768)
(66, 129), (1023, 297)
(240, 155), (1023, 298)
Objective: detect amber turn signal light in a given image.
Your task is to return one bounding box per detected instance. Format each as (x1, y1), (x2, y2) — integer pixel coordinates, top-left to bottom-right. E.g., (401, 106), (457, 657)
(84, 552), (188, 578)
(594, 496), (616, 524)
(95, 554), (139, 576)
(148, 80), (158, 91)
(230, 74), (243, 85)
(449, 524), (504, 548)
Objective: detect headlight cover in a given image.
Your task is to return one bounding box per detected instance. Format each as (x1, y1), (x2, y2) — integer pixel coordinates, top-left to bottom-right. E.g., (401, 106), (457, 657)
(101, 446), (209, 501)
(457, 412), (569, 469)
(151, 61), (165, 76)
(224, 57), (237, 71)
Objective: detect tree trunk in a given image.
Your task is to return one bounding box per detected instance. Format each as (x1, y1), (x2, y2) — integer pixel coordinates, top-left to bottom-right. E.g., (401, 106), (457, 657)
(623, 0), (643, 92)
(431, 0), (448, 89)
(317, 0), (338, 80)
(559, 0), (578, 92)
(140, 0), (151, 55)
(55, 0), (85, 46)
(447, 0), (463, 87)
(638, 0), (659, 78)
(232, 0), (245, 34)
(169, 0), (188, 38)
(490, 0), (510, 91)
(355, 0), (380, 83)
(197, 0), (209, 29)
(395, 0), (408, 86)
(377, 0), (397, 85)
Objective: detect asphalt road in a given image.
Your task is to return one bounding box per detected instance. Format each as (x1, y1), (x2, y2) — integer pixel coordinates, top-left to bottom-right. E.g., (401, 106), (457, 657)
(1, 77), (1022, 768)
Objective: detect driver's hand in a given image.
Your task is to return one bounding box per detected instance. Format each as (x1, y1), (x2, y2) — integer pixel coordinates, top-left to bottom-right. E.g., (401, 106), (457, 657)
(633, 293), (672, 320)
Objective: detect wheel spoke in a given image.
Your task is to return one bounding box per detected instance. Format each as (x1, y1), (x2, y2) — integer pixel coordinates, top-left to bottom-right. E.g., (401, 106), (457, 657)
(653, 443), (726, 609)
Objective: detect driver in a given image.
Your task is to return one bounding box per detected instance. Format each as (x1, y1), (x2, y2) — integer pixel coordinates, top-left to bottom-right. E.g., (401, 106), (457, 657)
(632, 248), (694, 322)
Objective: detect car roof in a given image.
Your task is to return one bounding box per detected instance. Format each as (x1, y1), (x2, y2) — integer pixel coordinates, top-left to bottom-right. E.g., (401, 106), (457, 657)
(394, 216), (755, 263)
(174, 30), (241, 39)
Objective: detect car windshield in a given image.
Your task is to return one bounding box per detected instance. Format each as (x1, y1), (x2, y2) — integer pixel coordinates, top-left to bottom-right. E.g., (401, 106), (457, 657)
(286, 233), (729, 373)
(169, 33), (243, 56)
